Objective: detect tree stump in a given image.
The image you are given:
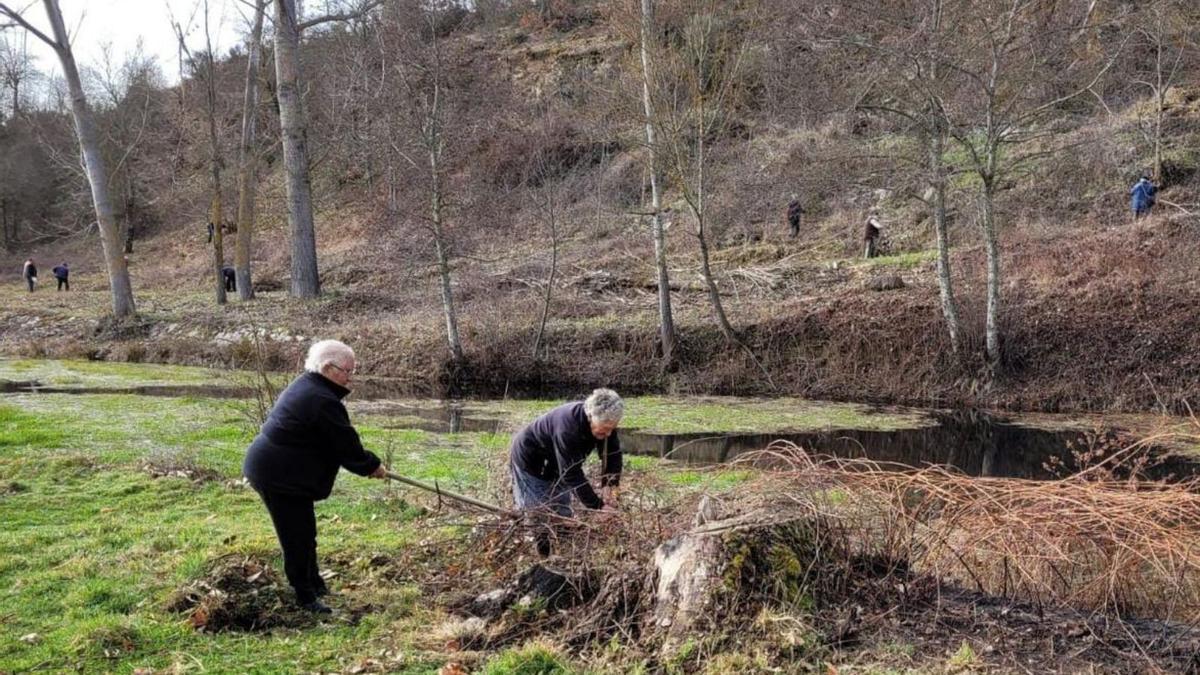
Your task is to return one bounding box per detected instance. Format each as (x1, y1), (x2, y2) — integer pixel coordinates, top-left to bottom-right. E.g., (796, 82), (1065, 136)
(651, 513), (842, 651)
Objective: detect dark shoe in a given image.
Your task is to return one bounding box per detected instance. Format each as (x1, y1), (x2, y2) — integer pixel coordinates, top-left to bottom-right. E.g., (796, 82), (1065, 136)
(301, 600), (333, 614)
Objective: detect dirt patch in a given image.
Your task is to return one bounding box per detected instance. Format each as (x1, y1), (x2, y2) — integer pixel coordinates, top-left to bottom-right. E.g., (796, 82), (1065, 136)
(166, 554), (317, 632)
(142, 459), (223, 485)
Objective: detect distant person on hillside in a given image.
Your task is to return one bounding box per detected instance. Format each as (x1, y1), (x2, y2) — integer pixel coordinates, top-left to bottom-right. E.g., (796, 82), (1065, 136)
(243, 340), (388, 614)
(52, 262), (69, 291)
(222, 266), (236, 293)
(863, 213), (883, 259)
(509, 388), (623, 557)
(1131, 174), (1158, 221)
(22, 259), (37, 292)
(786, 196), (803, 238)
(207, 221), (214, 244)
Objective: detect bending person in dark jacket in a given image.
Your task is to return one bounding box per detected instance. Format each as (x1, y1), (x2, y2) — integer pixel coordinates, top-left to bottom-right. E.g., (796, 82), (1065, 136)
(243, 339), (387, 613)
(509, 388), (623, 556)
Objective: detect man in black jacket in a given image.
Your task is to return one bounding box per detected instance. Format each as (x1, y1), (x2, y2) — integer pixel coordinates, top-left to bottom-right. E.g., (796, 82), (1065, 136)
(243, 340), (387, 613)
(509, 388), (623, 556)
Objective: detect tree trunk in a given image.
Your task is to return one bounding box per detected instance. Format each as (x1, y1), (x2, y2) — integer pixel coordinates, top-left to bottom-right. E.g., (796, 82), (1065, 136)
(640, 0), (677, 366)
(273, 0), (320, 298)
(1154, 86), (1164, 183)
(696, 218), (739, 342)
(431, 171), (463, 363)
(929, 127), (962, 353)
(980, 178), (1000, 362)
(532, 206), (557, 361)
(235, 0), (266, 300)
(693, 131), (740, 344)
(203, 4), (226, 306)
(43, 0), (135, 317)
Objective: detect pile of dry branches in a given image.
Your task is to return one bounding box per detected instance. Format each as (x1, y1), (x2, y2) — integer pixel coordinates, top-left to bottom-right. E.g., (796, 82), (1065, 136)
(748, 442), (1200, 623)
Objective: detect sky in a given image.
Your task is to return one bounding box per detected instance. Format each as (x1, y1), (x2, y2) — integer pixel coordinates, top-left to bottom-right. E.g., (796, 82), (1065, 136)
(7, 0), (249, 92)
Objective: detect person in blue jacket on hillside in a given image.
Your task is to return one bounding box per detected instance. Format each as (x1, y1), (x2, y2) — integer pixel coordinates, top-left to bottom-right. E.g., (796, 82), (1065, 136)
(1131, 173), (1158, 221)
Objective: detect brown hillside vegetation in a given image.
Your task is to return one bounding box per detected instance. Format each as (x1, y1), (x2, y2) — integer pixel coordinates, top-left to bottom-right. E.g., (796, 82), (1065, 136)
(2, 0), (1200, 412)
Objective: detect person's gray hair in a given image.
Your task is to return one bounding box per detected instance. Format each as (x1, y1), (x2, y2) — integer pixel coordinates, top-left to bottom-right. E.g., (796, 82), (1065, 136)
(584, 388), (624, 423)
(304, 339), (355, 373)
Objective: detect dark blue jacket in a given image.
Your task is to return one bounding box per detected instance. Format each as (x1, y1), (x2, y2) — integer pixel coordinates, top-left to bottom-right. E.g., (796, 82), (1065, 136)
(1131, 179), (1157, 212)
(243, 371), (380, 500)
(52, 265), (68, 280)
(510, 401), (622, 509)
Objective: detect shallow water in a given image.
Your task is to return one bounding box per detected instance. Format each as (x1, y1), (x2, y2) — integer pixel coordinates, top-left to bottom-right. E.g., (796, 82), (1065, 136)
(622, 411), (1198, 481)
(3, 365), (1195, 481)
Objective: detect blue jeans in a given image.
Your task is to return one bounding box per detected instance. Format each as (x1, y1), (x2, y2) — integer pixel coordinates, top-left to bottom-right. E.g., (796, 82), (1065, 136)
(511, 462), (572, 516)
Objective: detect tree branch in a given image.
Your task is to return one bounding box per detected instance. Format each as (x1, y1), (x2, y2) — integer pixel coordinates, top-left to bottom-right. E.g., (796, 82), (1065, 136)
(297, 0), (382, 31)
(0, 3), (59, 52)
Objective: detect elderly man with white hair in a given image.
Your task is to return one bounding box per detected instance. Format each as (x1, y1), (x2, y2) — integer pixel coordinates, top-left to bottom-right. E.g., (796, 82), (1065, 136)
(509, 388), (624, 556)
(243, 339), (387, 613)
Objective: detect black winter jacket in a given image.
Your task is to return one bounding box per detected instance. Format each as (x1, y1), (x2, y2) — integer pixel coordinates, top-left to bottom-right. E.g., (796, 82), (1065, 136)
(510, 401), (622, 509)
(243, 371), (380, 499)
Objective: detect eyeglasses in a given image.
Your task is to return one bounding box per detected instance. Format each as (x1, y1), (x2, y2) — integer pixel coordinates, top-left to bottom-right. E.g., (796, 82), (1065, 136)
(328, 363), (356, 376)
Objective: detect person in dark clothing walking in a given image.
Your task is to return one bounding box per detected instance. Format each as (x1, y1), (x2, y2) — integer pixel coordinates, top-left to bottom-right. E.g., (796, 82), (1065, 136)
(207, 221), (215, 244)
(863, 213), (883, 259)
(22, 259), (37, 292)
(786, 196), (803, 239)
(222, 266), (237, 293)
(243, 340), (387, 613)
(53, 262), (69, 291)
(1131, 174), (1157, 221)
(509, 388), (623, 556)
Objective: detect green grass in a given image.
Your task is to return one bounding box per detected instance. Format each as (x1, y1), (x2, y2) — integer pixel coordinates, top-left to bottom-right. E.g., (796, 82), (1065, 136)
(0, 392), (461, 673)
(0, 381), (721, 673)
(0, 363), (954, 673)
(0, 358), (234, 388)
(859, 250), (937, 270)
(464, 396), (932, 435)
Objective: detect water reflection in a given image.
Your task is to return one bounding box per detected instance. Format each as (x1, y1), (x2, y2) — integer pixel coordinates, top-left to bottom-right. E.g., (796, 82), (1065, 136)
(623, 410), (1197, 481)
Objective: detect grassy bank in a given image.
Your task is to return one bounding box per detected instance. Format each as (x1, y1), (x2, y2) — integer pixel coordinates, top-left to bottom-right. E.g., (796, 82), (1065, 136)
(0, 382), (766, 673)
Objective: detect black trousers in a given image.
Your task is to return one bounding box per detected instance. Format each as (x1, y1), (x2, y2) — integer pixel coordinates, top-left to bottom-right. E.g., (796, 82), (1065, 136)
(253, 486), (327, 604)
(57, 278), (68, 291)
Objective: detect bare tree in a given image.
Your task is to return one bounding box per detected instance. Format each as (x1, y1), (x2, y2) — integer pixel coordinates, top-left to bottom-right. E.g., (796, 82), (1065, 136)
(637, 0), (678, 367)
(234, 0), (268, 300)
(838, 0), (966, 353)
(382, 1), (465, 363)
(944, 0), (1118, 362)
(91, 43), (158, 255)
(0, 30), (34, 117)
(272, 0), (382, 299)
(174, 1), (229, 305)
(647, 0), (748, 346)
(0, 0), (136, 318)
(1131, 0), (1193, 183)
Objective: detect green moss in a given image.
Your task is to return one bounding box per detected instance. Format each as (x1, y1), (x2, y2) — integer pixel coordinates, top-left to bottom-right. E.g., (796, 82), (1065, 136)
(947, 641), (978, 669)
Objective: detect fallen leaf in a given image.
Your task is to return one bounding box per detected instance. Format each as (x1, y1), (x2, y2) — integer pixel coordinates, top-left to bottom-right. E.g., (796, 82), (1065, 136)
(189, 607), (209, 629)
(19, 633), (40, 644)
(439, 662), (469, 675)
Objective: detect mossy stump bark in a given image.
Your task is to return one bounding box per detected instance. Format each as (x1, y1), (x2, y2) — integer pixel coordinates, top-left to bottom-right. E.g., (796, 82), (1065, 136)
(651, 513), (843, 652)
